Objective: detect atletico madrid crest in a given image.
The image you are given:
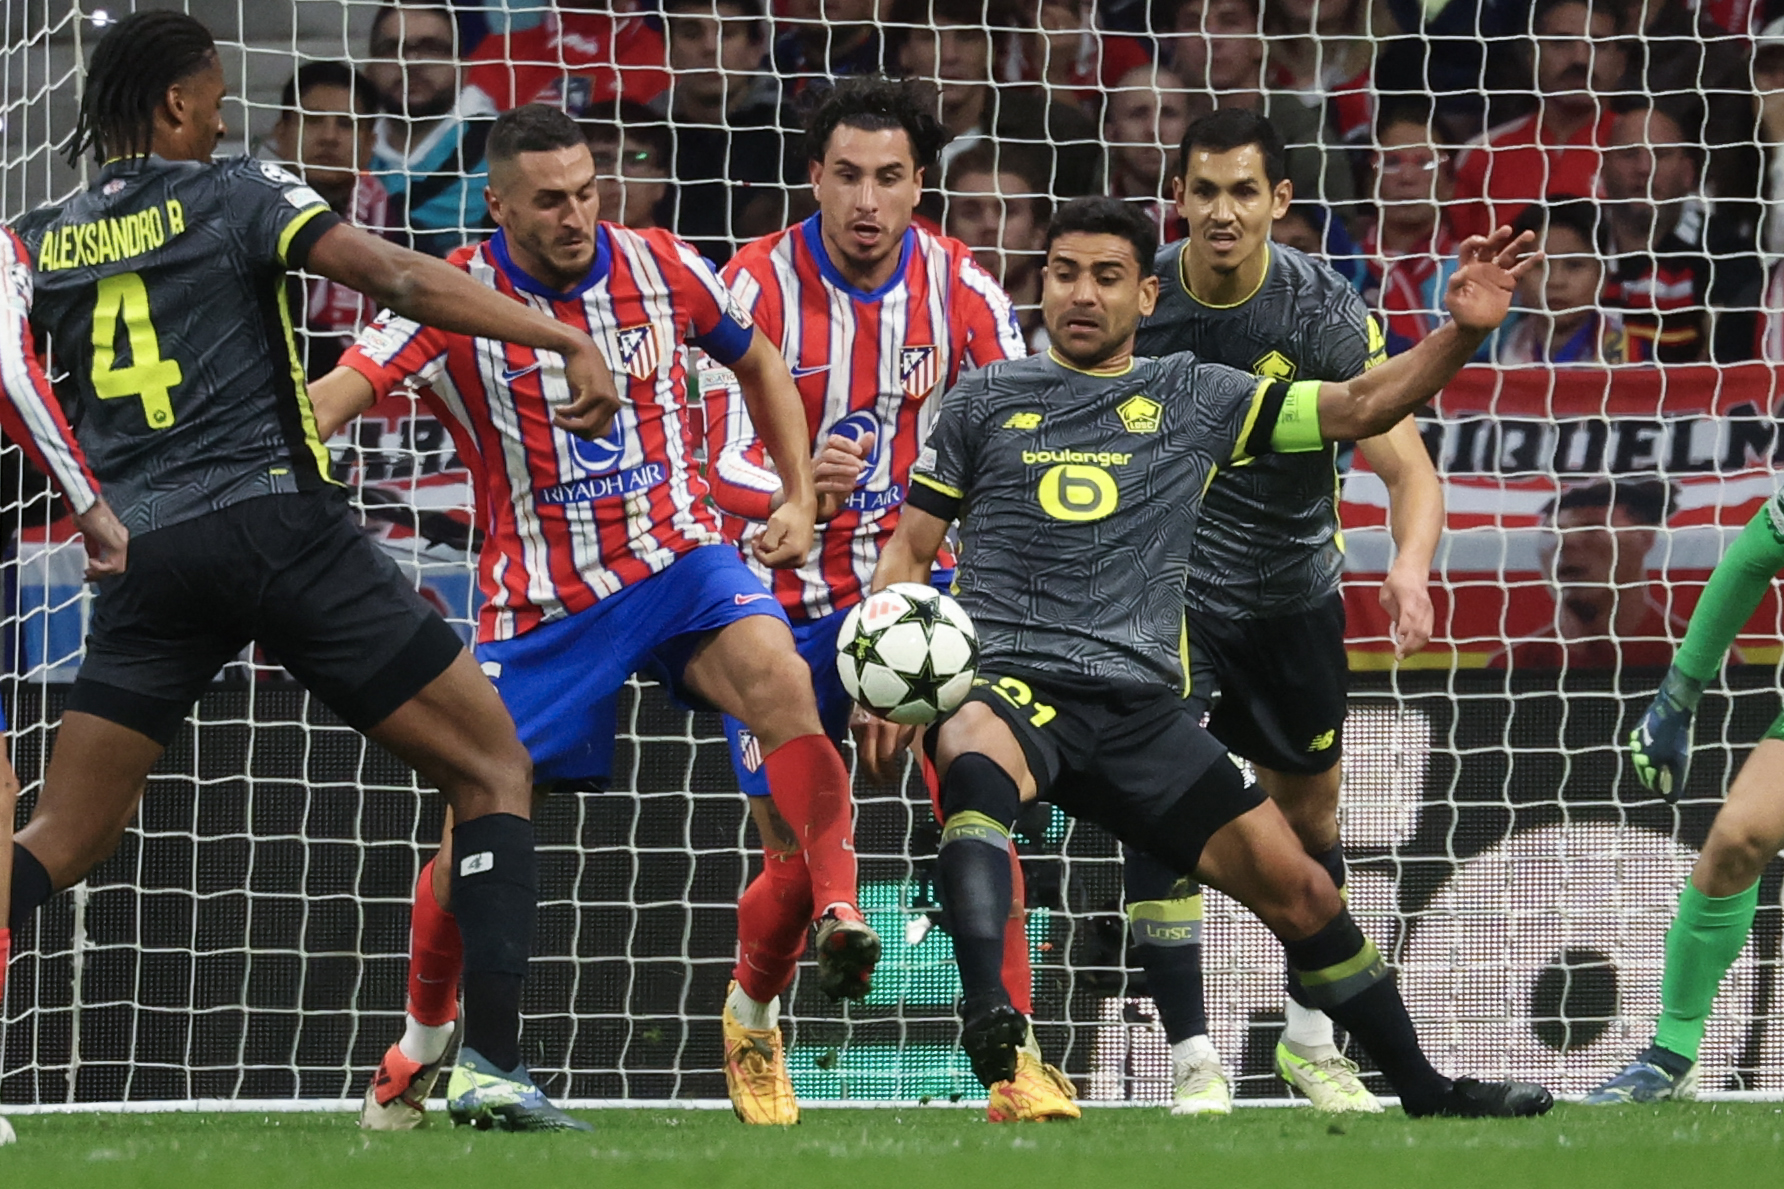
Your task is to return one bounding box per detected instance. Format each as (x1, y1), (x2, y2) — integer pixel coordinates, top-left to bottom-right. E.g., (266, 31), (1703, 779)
(899, 344), (937, 398)
(613, 324), (663, 380)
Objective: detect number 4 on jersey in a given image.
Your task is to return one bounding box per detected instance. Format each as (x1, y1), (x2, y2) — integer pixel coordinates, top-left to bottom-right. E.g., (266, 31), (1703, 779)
(91, 271), (181, 429)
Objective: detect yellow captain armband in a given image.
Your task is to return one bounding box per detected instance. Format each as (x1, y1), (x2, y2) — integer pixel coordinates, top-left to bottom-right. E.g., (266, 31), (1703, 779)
(1269, 380), (1326, 454)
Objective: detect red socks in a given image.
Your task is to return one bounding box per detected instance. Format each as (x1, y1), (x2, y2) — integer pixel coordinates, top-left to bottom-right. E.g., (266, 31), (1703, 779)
(733, 848), (814, 1002)
(1003, 849), (1033, 1017)
(763, 734), (857, 914)
(406, 858), (463, 1026)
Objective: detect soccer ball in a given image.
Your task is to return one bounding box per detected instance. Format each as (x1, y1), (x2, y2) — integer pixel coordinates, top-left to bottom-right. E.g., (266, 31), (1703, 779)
(836, 583), (979, 724)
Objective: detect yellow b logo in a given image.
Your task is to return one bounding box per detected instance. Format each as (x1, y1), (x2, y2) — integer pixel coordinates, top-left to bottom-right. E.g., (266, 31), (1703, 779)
(1038, 464), (1119, 522)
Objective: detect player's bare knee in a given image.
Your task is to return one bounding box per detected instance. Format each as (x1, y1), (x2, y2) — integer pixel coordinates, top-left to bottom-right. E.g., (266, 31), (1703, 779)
(1700, 816), (1779, 894)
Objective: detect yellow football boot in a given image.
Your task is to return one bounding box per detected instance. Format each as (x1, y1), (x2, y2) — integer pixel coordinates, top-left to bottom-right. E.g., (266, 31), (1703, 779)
(987, 1048), (1081, 1123)
(722, 982), (800, 1125)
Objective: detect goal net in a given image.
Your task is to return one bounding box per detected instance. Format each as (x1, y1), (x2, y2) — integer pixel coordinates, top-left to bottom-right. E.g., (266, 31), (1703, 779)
(3, 0), (1783, 1110)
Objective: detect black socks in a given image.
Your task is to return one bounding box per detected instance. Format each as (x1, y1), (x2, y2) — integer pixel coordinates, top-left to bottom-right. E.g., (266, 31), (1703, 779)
(936, 754), (1021, 1014)
(1123, 846), (1207, 1043)
(10, 842), (53, 932)
(450, 812), (537, 1073)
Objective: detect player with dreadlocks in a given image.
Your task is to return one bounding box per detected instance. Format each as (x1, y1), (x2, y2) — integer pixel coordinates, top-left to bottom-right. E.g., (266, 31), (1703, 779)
(4, 10), (623, 1132)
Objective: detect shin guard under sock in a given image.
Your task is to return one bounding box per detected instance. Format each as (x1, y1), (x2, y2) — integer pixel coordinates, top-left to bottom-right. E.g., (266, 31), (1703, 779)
(1654, 879), (1761, 1062)
(450, 813), (537, 1073)
(734, 847), (814, 1003)
(9, 842), (51, 932)
(764, 734), (857, 913)
(1001, 847), (1034, 1017)
(1124, 845), (1206, 1042)
(937, 754), (1020, 1009)
(406, 858), (463, 1027)
(1282, 910), (1448, 1111)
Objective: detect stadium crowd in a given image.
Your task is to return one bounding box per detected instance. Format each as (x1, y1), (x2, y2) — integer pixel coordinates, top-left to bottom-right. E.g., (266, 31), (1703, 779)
(267, 0), (1784, 371)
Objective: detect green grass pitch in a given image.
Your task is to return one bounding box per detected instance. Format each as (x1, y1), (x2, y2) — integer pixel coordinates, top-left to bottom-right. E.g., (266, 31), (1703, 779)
(2, 1104), (1781, 1188)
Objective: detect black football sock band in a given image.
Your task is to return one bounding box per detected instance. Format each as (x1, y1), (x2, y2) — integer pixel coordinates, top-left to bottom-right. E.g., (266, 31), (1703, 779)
(1285, 841), (1350, 1009)
(451, 812), (538, 1073)
(9, 842), (54, 932)
(1283, 910), (1450, 1111)
(937, 753), (1020, 1014)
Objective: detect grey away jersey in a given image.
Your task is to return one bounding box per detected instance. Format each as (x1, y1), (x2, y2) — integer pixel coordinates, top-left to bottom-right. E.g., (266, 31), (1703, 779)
(912, 351), (1311, 689)
(16, 156), (343, 535)
(1135, 241), (1384, 618)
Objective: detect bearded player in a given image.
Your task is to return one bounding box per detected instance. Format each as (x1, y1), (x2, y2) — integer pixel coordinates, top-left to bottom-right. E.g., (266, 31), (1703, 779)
(701, 77), (1075, 1123)
(1586, 493), (1784, 1103)
(309, 104), (878, 1129)
(1122, 109), (1444, 1115)
(9, 13), (621, 1134)
(871, 196), (1550, 1118)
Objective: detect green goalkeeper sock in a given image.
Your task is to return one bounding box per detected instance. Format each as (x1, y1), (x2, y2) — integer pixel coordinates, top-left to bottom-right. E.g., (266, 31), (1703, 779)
(1652, 879), (1760, 1063)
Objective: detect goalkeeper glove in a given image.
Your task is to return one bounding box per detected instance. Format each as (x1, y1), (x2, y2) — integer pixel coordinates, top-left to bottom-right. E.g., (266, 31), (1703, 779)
(1627, 666), (1704, 802)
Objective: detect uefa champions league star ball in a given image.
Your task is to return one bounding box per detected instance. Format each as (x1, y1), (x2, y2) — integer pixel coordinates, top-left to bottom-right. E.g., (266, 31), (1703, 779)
(837, 583), (979, 725)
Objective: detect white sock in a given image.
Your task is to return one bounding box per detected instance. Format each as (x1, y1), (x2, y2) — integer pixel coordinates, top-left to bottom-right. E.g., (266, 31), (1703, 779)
(1282, 1000), (1336, 1051)
(398, 1016), (455, 1066)
(1171, 1034), (1218, 1069)
(727, 983), (780, 1031)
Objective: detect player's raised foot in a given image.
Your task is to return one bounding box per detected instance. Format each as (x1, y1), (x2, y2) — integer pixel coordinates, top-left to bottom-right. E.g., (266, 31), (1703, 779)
(1583, 1046), (1699, 1105)
(360, 1031), (455, 1130)
(722, 982), (800, 1125)
(1169, 1036), (1232, 1117)
(813, 904), (880, 1001)
(445, 1046), (592, 1132)
(961, 1000), (1029, 1088)
(1407, 1076), (1554, 1119)
(987, 1049), (1081, 1122)
(1274, 1039), (1383, 1114)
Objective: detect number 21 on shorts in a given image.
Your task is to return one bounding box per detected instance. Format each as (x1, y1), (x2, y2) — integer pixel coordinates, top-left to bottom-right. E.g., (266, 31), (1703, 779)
(978, 674), (1057, 727)
(92, 271), (181, 430)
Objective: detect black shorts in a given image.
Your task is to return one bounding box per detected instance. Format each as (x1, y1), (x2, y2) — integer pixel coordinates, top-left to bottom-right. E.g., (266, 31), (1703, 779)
(1185, 592), (1348, 776)
(928, 668), (1266, 873)
(70, 491), (464, 745)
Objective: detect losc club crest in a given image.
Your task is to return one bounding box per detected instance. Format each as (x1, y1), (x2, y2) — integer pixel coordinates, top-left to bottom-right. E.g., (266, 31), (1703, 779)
(899, 345), (937, 398)
(613, 324), (663, 380)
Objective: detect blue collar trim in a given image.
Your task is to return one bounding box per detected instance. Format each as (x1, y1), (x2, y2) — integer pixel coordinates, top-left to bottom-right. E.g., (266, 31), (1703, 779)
(799, 213), (912, 303)
(489, 225), (610, 301)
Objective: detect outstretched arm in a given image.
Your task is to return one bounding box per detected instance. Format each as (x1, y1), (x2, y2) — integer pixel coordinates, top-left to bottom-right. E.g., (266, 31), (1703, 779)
(1628, 505), (1784, 800)
(1358, 418), (1442, 659)
(728, 330), (817, 568)
(871, 503), (952, 592)
(1313, 229), (1538, 443)
(305, 222), (622, 439)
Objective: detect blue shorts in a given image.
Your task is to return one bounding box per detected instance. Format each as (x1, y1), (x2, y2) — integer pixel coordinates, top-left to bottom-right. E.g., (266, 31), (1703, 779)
(475, 544), (787, 785)
(723, 567), (954, 797)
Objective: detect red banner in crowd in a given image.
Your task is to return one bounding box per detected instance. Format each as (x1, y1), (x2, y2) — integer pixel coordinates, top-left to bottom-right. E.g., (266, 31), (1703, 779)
(1341, 363), (1784, 668)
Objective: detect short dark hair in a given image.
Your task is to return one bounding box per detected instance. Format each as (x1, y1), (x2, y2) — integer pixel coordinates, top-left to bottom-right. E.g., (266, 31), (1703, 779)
(279, 61), (376, 115)
(661, 0), (767, 21)
(1044, 196), (1159, 270)
(1532, 0), (1623, 31)
(1547, 477), (1673, 527)
(802, 75), (950, 171)
(487, 104), (587, 169)
(943, 142), (1051, 220)
(65, 10), (217, 167)
(1176, 108), (1287, 187)
(1511, 195), (1607, 255)
(369, 2), (456, 52)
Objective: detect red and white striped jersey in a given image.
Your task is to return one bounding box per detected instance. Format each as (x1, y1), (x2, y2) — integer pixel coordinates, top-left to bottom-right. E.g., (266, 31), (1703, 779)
(342, 224), (755, 642)
(0, 226), (101, 515)
(708, 215), (1024, 620)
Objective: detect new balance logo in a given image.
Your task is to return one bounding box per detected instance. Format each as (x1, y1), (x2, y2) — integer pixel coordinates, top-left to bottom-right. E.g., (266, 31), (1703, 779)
(1307, 730), (1336, 752)
(1003, 412), (1043, 430)
(460, 851), (495, 876)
